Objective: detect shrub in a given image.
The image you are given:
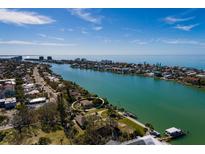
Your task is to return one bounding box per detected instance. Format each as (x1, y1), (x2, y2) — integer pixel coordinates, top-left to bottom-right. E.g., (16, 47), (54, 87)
(38, 137), (52, 145)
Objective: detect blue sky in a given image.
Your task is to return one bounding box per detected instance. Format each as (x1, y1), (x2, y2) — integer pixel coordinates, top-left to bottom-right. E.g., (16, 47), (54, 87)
(0, 8), (205, 55)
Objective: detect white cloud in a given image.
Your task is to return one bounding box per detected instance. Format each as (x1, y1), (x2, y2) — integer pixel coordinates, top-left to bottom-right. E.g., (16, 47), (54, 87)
(103, 39), (112, 44)
(0, 9), (55, 26)
(38, 33), (47, 38)
(80, 28), (88, 34)
(122, 27), (141, 32)
(174, 24), (199, 31)
(0, 40), (35, 45)
(102, 39), (120, 44)
(67, 28), (74, 32)
(51, 37), (64, 41)
(38, 33), (64, 41)
(161, 39), (202, 45)
(92, 26), (103, 31)
(163, 16), (194, 24)
(60, 28), (65, 32)
(130, 39), (149, 45)
(68, 9), (102, 24)
(0, 40), (76, 46)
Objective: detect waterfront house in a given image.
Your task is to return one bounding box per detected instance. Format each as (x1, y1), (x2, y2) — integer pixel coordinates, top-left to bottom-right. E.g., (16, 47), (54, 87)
(163, 74), (173, 79)
(186, 71), (197, 76)
(121, 135), (164, 145)
(184, 77), (200, 85)
(154, 71), (163, 77)
(74, 114), (86, 128)
(150, 130), (161, 137)
(80, 99), (93, 109)
(145, 72), (154, 77)
(48, 76), (60, 83)
(106, 140), (120, 145)
(165, 127), (183, 138)
(196, 74), (205, 79)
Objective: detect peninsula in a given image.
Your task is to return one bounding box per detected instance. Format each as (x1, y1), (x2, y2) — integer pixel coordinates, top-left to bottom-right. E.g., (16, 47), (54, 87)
(0, 56), (185, 145)
(26, 57), (205, 89)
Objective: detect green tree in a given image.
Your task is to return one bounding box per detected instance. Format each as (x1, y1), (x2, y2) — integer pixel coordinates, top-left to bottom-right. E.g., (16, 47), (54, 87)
(38, 137), (52, 145)
(12, 104), (34, 134)
(38, 103), (60, 132)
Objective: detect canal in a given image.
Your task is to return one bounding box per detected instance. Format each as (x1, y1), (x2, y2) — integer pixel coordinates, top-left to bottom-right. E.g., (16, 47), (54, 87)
(51, 63), (205, 145)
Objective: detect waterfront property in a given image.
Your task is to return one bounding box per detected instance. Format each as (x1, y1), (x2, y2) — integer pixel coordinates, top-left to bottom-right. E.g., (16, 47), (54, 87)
(51, 63), (205, 144)
(106, 135), (166, 145)
(121, 135), (166, 145)
(72, 97), (104, 112)
(165, 127), (184, 138)
(27, 57), (205, 89)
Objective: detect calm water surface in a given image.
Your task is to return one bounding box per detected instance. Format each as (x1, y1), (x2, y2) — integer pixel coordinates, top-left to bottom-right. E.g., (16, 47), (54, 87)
(51, 63), (205, 145)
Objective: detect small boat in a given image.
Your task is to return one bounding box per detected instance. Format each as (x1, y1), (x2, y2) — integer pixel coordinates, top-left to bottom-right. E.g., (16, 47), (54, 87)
(124, 112), (138, 119)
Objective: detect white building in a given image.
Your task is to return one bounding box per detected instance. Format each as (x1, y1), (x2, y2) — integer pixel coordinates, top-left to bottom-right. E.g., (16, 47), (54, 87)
(165, 127), (183, 137)
(4, 97), (16, 109)
(121, 135), (165, 145)
(29, 97), (47, 104)
(0, 98), (5, 107)
(23, 83), (35, 92)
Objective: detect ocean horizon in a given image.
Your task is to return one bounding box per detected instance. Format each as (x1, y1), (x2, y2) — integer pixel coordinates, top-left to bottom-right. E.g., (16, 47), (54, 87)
(19, 55), (205, 69)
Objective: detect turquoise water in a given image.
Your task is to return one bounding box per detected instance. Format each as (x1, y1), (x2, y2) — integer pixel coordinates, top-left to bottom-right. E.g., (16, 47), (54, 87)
(51, 63), (205, 145)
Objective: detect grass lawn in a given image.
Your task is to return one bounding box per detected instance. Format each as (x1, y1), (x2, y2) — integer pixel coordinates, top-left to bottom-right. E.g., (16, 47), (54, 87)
(0, 127), (71, 145)
(86, 108), (106, 114)
(101, 109), (108, 118)
(27, 128), (71, 145)
(0, 115), (8, 126)
(118, 118), (146, 136)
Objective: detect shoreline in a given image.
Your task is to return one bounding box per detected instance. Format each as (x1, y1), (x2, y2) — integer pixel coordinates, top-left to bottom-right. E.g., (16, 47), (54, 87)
(25, 58), (205, 91)
(42, 63), (166, 142)
(47, 63), (187, 144)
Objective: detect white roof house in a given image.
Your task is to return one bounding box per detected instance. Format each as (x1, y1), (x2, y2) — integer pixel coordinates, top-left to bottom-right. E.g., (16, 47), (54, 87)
(121, 135), (165, 145)
(23, 83), (35, 89)
(196, 74), (205, 78)
(0, 79), (16, 86)
(0, 98), (5, 102)
(0, 98), (5, 107)
(165, 127), (181, 133)
(29, 97), (46, 104)
(5, 97), (16, 104)
(165, 127), (182, 136)
(27, 90), (40, 95)
(4, 97), (16, 109)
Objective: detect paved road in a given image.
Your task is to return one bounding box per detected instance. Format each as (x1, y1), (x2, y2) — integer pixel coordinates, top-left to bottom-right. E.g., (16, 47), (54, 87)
(33, 66), (58, 103)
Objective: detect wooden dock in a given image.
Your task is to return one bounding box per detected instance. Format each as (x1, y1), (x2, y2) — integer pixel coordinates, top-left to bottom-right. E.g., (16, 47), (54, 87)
(159, 136), (173, 142)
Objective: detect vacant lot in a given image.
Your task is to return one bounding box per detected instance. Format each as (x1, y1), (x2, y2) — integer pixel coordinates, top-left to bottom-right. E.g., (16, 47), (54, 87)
(118, 118), (146, 136)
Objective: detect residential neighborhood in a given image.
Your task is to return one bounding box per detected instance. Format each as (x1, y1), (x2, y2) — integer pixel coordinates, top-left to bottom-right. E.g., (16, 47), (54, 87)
(0, 57), (175, 145)
(69, 58), (205, 88)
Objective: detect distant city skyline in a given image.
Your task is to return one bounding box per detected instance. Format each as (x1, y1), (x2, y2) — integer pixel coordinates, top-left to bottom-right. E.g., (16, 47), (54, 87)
(0, 8), (205, 55)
